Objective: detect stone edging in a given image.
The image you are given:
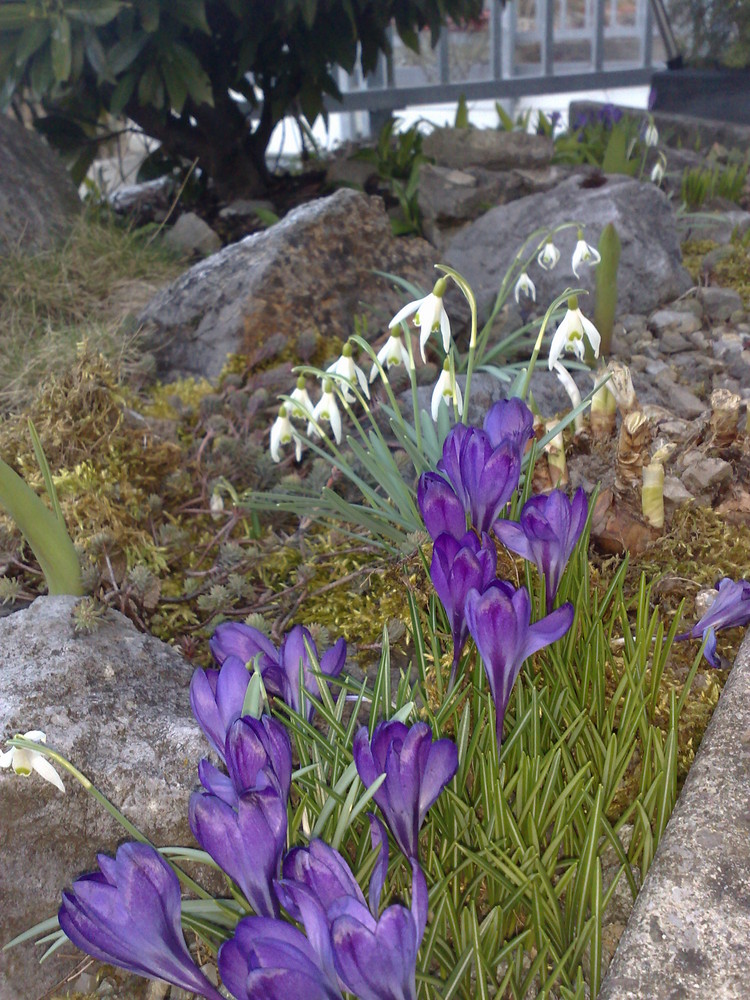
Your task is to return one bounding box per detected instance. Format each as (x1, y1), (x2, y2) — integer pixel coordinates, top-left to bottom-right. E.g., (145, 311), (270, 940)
(598, 631), (750, 999)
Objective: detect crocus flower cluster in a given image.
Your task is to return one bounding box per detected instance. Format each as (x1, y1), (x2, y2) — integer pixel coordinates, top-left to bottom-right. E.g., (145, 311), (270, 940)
(59, 609), (457, 1000)
(418, 397), (584, 748)
(676, 577), (750, 667)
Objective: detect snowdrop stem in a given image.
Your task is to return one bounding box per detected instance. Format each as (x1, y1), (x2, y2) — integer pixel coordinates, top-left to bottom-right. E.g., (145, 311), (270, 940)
(5, 737), (229, 909)
(435, 263), (477, 420)
(520, 287), (582, 401)
(404, 330), (423, 453)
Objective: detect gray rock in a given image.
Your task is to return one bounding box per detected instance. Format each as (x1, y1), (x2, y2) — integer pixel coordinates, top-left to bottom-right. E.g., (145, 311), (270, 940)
(653, 371), (707, 419)
(417, 163), (501, 228)
(0, 597), (207, 1000)
(648, 309), (703, 338)
(0, 114), (80, 255)
(681, 209), (750, 245)
(445, 175), (693, 323)
(164, 211), (221, 256)
(422, 128), (553, 171)
(219, 198), (276, 220)
(138, 189), (439, 381)
(599, 631), (750, 1000)
(109, 176), (174, 223)
(324, 147), (378, 190)
(698, 286), (744, 323)
(663, 474), (694, 513)
(681, 455), (733, 495)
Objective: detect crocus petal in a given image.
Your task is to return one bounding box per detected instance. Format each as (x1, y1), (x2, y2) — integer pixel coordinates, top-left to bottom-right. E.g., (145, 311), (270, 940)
(331, 905), (418, 1000)
(368, 813), (390, 916)
(59, 843), (224, 1000)
(210, 622), (278, 669)
(493, 518), (534, 562)
(417, 472), (466, 541)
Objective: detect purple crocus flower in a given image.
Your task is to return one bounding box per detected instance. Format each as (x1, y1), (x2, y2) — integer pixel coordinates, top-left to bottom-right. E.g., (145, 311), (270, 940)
(189, 716), (291, 916)
(438, 426), (521, 535)
(417, 471), (467, 541)
(676, 578), (750, 667)
(189, 655), (253, 761)
(465, 582), (574, 753)
(482, 398), (535, 455)
(278, 821), (428, 1000)
(270, 625), (347, 722)
(218, 916), (343, 1000)
(430, 530), (497, 686)
(210, 620), (279, 669)
(58, 842), (224, 1000)
(494, 488), (588, 612)
(352, 720), (458, 860)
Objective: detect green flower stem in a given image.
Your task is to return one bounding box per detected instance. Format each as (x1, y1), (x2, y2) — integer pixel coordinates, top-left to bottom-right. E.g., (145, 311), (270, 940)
(7, 737), (235, 916)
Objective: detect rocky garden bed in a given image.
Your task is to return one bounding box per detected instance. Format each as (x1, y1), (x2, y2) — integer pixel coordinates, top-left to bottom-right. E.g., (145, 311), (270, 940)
(2, 104), (750, 1000)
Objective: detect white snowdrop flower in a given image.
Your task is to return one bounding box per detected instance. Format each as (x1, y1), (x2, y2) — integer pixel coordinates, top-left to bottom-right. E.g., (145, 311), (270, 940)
(644, 121), (659, 147)
(326, 341), (370, 402)
(650, 152), (667, 186)
(270, 404), (295, 462)
(571, 230), (601, 278)
(209, 490), (225, 519)
(548, 296), (601, 369)
(514, 272), (536, 304)
(308, 379), (342, 444)
(289, 376), (314, 420)
(0, 731), (64, 793)
(389, 277), (451, 362)
(537, 241), (560, 270)
(369, 332), (411, 383)
(431, 359), (463, 422)
(552, 361), (584, 432)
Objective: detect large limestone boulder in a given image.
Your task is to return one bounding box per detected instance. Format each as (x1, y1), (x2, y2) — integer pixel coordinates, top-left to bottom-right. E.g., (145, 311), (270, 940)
(445, 174), (693, 322)
(0, 597), (206, 1000)
(137, 188), (439, 380)
(0, 114), (80, 254)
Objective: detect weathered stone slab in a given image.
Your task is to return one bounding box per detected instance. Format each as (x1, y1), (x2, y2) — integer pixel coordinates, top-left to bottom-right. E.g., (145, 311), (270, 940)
(0, 114), (80, 254)
(0, 596), (205, 1000)
(599, 631), (750, 1000)
(422, 128), (553, 171)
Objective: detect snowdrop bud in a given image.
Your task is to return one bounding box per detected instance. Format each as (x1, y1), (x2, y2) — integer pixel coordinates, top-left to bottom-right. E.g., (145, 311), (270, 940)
(269, 404), (294, 462)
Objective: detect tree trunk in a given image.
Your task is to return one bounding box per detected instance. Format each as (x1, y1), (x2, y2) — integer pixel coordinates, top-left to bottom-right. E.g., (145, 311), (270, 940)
(124, 94), (274, 200)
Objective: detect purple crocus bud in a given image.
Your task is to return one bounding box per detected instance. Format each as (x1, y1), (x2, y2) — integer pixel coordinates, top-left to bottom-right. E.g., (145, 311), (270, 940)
(430, 530), (497, 686)
(218, 916), (343, 1000)
(494, 488), (588, 612)
(452, 429), (521, 534)
(58, 843), (224, 1000)
(189, 655), (253, 761)
(676, 578), (750, 667)
(417, 471), (466, 541)
(278, 835), (428, 1000)
(189, 716), (291, 916)
(438, 424), (472, 511)
(273, 625), (347, 722)
(352, 721), (458, 860)
(483, 398), (535, 455)
(465, 582), (574, 753)
(189, 785), (286, 917)
(328, 858), (428, 1000)
(209, 620), (278, 669)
